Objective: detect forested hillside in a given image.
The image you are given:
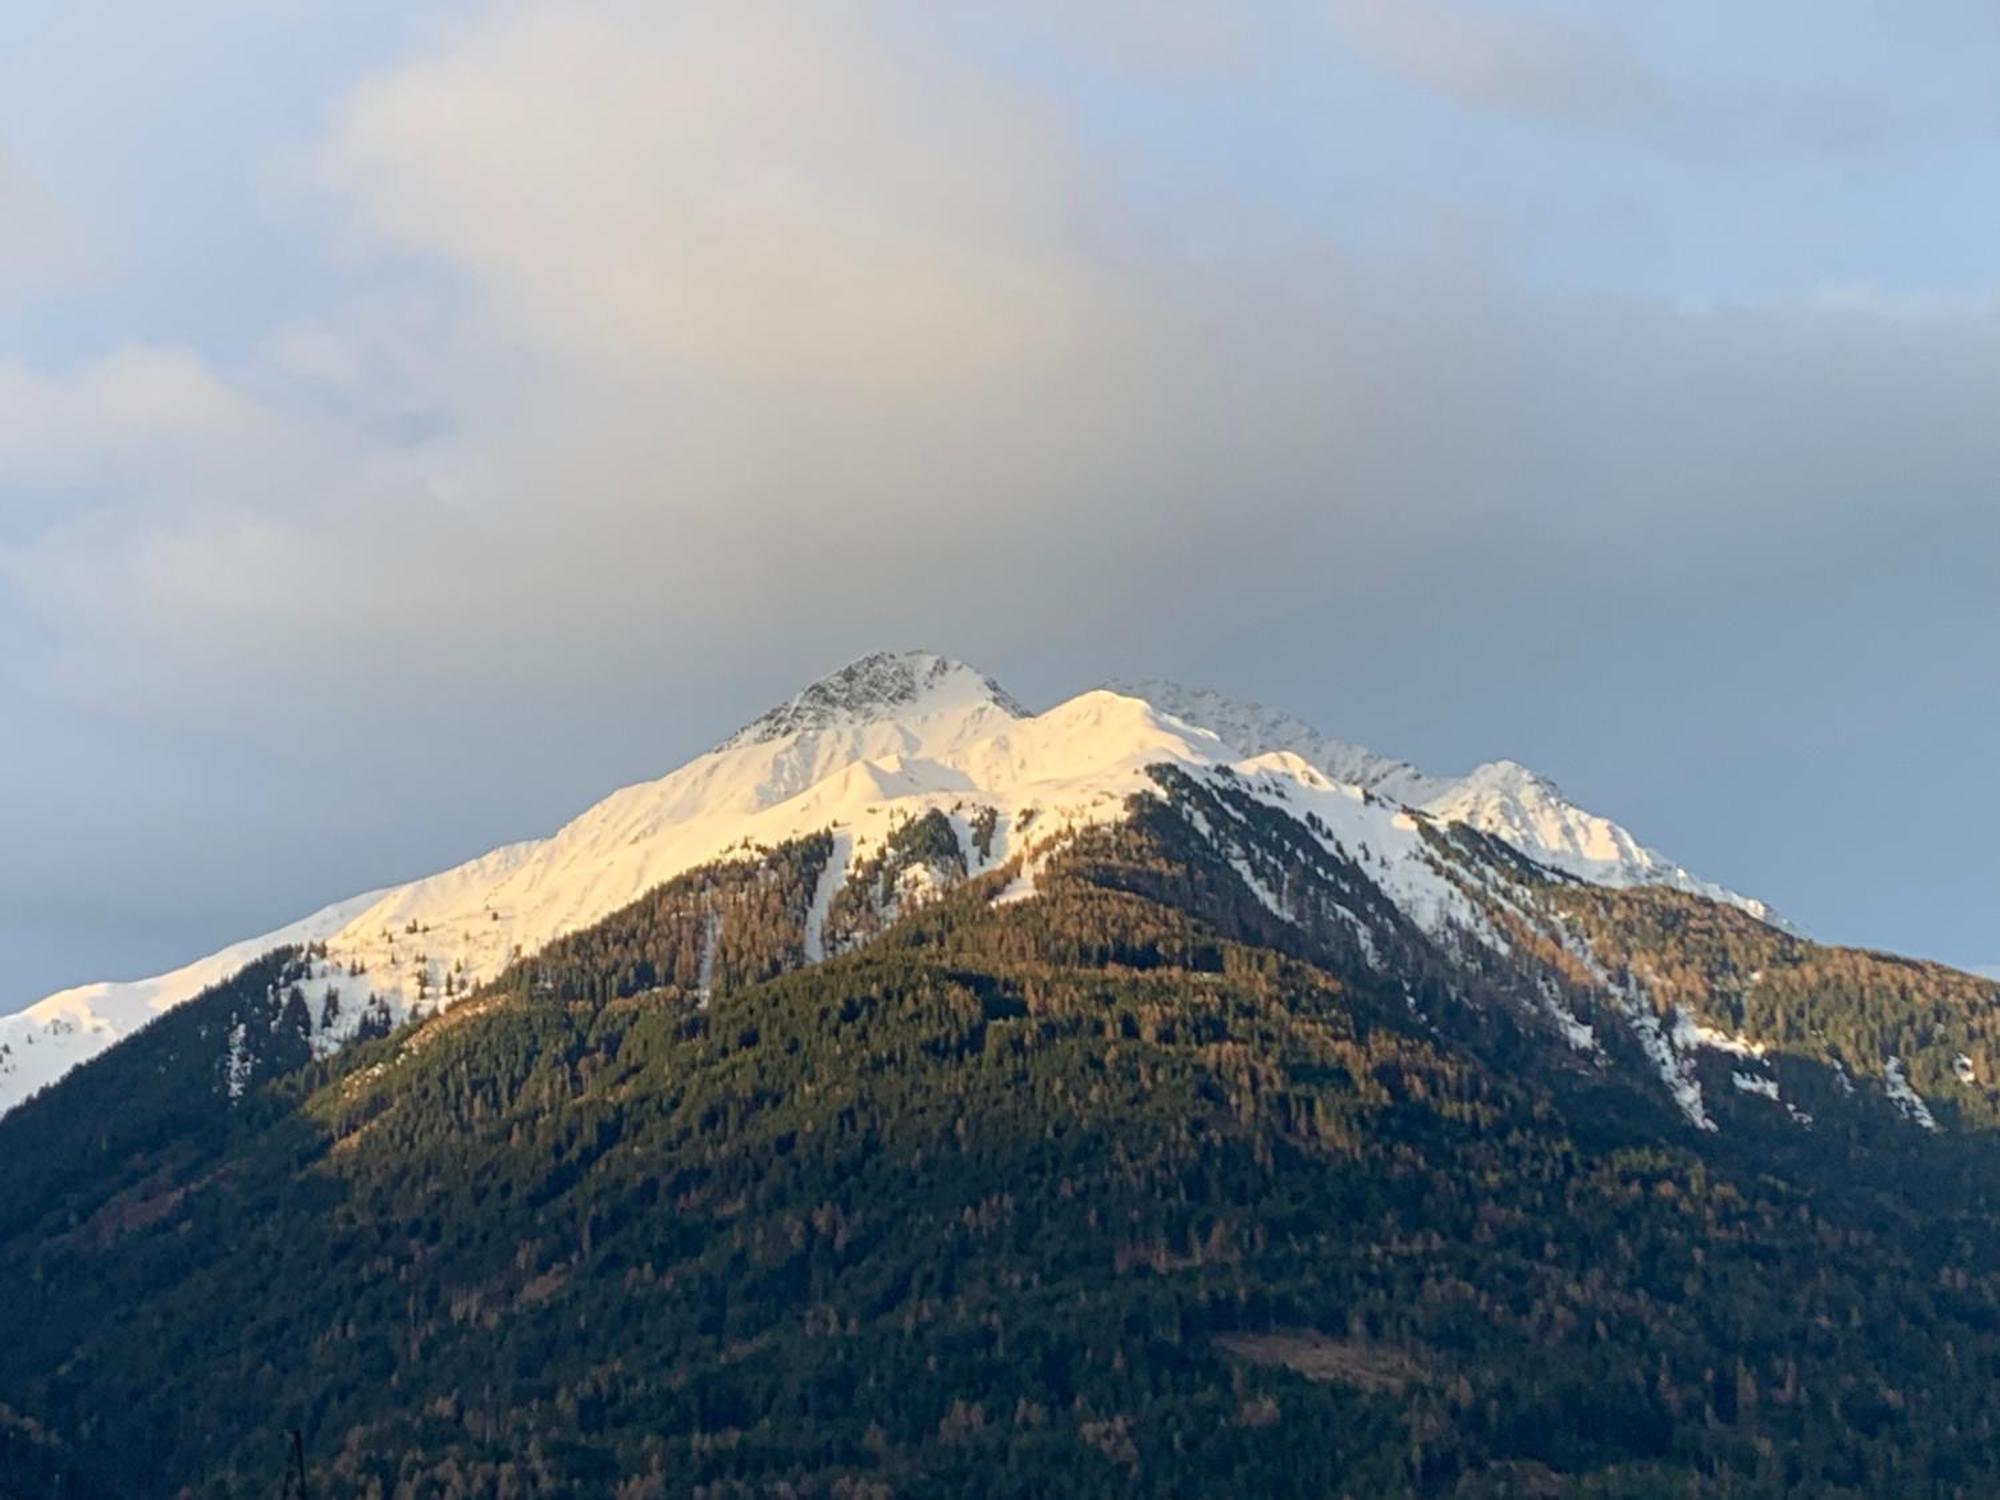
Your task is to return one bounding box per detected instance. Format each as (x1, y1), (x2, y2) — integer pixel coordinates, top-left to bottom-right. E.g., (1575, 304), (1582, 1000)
(7, 779), (2000, 1498)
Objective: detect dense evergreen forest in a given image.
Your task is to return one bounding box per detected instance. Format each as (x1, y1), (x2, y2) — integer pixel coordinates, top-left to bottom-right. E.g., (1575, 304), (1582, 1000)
(6, 790), (2000, 1498)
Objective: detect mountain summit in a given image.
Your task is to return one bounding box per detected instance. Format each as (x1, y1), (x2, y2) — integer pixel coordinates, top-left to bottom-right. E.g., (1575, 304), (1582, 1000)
(0, 653), (1783, 1116)
(718, 650), (1027, 751)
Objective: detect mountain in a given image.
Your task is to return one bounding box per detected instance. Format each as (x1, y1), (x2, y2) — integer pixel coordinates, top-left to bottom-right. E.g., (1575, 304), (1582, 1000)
(5, 650), (2000, 1495)
(1419, 760), (1780, 923)
(1115, 679), (1780, 923)
(0, 652), (1019, 1115)
(716, 649), (1029, 750)
(1104, 678), (1451, 805)
(1, 653), (1777, 1118)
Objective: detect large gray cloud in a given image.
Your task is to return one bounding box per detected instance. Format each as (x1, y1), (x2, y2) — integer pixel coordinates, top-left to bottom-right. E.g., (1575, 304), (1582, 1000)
(2, 0), (1996, 1001)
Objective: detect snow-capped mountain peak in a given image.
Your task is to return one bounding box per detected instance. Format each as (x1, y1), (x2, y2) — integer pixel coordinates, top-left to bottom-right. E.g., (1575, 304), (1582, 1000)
(0, 653), (1080, 1116)
(1106, 679), (1447, 806)
(1110, 681), (1780, 927)
(1, 653), (1781, 1118)
(718, 651), (1026, 752)
(1421, 758), (1779, 922)
(1426, 757), (1642, 869)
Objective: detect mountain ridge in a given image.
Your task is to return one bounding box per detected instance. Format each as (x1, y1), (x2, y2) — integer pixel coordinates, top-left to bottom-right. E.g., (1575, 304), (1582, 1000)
(1116, 679), (1781, 925)
(0, 650), (1790, 1117)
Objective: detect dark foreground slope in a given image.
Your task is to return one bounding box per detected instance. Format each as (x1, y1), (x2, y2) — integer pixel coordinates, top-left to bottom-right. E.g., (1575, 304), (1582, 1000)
(6, 806), (2000, 1498)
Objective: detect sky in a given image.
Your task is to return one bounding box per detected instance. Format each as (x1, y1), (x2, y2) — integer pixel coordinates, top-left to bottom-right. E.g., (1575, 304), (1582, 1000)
(2, 0), (1997, 1008)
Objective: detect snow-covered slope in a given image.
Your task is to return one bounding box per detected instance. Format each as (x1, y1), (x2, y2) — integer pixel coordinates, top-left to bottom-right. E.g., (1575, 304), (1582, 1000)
(1, 654), (1149, 1113)
(1118, 679), (1778, 925)
(0, 888), (389, 1110)
(1423, 759), (1779, 923)
(1, 651), (1776, 1117)
(1111, 679), (1448, 805)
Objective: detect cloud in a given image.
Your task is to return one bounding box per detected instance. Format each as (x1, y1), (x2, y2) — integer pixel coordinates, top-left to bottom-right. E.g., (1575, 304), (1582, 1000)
(1000, 0), (1274, 76)
(6, 0), (1998, 725)
(318, 1), (1100, 385)
(1328, 0), (1675, 133)
(1, 0), (1997, 997)
(0, 346), (250, 491)
(0, 143), (82, 293)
